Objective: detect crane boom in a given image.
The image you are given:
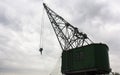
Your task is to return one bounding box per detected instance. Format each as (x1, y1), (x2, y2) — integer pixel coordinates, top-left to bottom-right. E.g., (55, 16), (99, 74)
(43, 3), (93, 51)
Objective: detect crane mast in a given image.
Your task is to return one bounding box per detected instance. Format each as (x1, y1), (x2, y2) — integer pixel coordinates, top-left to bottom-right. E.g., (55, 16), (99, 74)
(43, 3), (93, 51)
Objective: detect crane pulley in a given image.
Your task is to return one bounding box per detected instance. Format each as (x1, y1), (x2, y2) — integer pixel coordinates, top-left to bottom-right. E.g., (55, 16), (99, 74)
(43, 3), (93, 51)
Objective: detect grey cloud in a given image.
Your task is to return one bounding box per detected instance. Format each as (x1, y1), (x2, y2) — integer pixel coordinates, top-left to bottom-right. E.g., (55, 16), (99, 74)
(0, 0), (120, 74)
(0, 3), (22, 31)
(0, 9), (10, 25)
(74, 0), (120, 26)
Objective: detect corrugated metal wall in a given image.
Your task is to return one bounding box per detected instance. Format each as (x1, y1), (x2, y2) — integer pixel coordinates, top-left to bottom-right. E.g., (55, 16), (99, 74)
(62, 43), (111, 74)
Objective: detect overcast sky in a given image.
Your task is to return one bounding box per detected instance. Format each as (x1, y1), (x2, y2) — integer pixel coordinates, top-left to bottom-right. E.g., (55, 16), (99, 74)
(0, 0), (120, 75)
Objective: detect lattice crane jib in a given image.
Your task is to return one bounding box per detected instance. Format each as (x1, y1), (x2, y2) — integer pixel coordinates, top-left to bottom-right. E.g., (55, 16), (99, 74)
(43, 3), (93, 51)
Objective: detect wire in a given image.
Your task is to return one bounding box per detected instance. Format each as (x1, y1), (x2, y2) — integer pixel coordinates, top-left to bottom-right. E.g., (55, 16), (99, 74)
(39, 2), (45, 49)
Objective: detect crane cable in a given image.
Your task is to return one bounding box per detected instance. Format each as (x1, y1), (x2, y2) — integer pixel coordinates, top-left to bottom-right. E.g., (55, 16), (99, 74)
(39, 3), (45, 54)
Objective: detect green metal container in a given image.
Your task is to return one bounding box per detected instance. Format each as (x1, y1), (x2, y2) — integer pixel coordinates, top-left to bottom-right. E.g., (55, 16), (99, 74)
(61, 43), (111, 74)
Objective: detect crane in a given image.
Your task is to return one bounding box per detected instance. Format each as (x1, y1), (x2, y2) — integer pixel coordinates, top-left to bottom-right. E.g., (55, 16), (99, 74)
(43, 3), (111, 75)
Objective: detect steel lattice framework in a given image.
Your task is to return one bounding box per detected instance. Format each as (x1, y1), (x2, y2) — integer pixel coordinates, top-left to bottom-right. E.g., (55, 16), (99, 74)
(43, 3), (93, 51)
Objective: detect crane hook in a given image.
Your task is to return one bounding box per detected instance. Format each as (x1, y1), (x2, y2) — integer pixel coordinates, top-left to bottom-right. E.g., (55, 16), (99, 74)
(39, 48), (43, 55)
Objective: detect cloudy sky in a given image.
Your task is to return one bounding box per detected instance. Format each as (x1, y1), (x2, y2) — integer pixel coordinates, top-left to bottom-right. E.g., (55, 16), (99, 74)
(0, 0), (120, 75)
